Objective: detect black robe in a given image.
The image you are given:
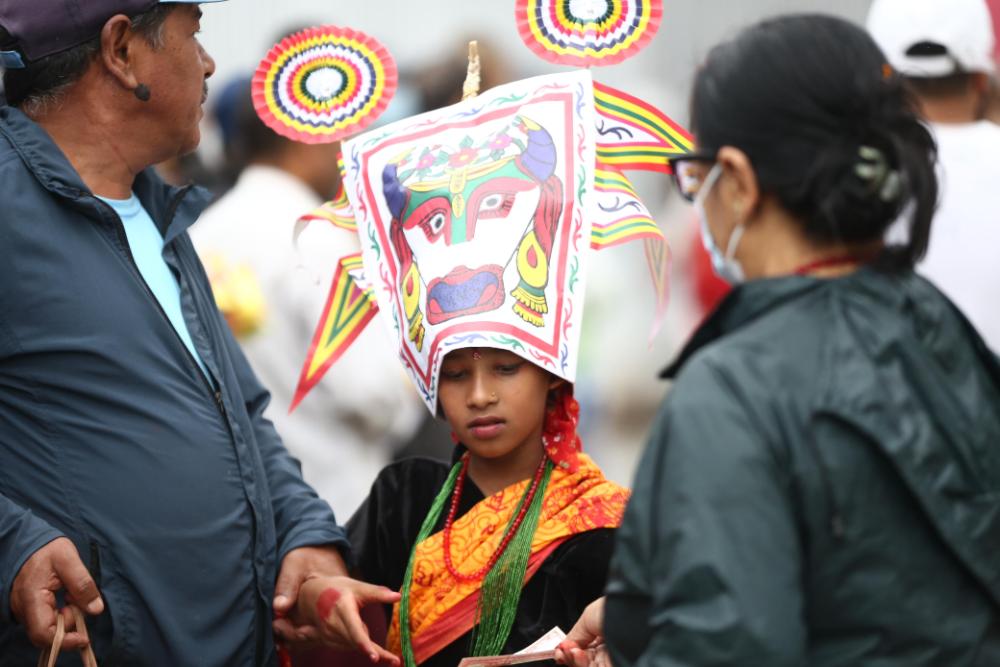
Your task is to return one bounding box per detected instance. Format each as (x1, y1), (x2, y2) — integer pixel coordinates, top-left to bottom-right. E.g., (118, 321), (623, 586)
(347, 455), (616, 667)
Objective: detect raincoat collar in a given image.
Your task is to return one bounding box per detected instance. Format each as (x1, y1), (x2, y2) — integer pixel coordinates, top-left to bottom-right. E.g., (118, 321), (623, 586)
(0, 104), (211, 240)
(662, 273), (824, 379)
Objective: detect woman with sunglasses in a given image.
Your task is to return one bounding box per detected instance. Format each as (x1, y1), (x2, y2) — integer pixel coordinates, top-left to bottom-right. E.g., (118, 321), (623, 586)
(556, 13), (1000, 667)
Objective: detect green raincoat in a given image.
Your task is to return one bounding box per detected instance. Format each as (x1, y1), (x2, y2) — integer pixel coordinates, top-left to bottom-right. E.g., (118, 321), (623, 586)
(605, 267), (1000, 666)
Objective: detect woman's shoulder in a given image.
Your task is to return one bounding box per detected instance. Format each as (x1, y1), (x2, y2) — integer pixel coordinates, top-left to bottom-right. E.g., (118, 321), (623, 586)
(659, 266), (996, 464)
(670, 269), (937, 398)
(667, 276), (838, 387)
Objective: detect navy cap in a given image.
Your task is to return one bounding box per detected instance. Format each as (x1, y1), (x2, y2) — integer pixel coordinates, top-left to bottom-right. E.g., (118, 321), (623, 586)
(0, 0), (225, 69)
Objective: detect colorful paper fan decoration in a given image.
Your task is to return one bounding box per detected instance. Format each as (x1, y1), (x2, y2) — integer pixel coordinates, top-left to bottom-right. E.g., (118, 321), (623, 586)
(252, 25), (397, 144)
(516, 0), (663, 67)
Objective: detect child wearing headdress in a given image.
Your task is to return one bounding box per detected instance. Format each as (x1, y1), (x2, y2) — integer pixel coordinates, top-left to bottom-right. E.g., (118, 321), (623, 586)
(314, 350), (628, 666)
(282, 66), (672, 665)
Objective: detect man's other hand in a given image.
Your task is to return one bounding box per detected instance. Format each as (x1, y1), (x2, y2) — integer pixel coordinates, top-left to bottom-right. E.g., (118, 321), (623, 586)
(10, 537), (104, 649)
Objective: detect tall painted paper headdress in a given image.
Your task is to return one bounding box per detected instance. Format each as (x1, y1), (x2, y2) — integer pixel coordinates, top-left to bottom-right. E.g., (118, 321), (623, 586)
(288, 69), (692, 412)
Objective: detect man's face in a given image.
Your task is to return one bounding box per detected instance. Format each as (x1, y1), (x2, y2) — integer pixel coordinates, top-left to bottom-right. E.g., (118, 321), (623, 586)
(133, 4), (216, 156)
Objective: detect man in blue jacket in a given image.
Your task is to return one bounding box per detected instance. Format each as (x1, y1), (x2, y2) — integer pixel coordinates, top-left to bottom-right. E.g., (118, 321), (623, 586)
(0, 2), (399, 664)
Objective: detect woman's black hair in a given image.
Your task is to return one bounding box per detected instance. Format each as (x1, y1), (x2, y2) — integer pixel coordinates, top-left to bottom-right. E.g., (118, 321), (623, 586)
(691, 14), (938, 267)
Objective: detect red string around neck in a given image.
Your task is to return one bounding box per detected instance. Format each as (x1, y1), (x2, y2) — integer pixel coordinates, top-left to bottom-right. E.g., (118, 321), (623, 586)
(793, 252), (878, 276)
(442, 453), (548, 582)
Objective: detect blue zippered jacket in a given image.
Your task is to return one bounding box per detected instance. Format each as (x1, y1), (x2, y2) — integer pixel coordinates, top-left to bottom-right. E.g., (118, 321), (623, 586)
(0, 105), (349, 665)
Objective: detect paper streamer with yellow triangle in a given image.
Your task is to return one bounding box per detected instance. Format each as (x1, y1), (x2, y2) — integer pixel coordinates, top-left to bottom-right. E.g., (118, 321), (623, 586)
(290, 252), (379, 412)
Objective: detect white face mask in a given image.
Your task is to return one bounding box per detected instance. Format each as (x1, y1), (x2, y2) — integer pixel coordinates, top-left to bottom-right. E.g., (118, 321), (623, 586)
(693, 163), (746, 284)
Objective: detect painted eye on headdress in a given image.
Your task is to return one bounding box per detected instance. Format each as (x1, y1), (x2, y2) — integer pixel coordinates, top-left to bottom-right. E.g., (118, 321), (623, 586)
(480, 194), (505, 211)
(477, 192), (515, 219)
(427, 212), (447, 235)
(403, 198), (450, 241)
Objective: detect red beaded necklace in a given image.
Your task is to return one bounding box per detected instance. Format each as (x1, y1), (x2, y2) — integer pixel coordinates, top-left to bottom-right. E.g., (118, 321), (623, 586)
(442, 453), (549, 582)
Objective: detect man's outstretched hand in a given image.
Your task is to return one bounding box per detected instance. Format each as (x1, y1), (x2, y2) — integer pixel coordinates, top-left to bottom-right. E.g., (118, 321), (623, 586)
(272, 545), (401, 664)
(10, 537), (104, 649)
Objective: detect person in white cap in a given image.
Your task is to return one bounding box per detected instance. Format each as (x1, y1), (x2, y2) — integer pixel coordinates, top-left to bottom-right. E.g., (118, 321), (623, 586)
(868, 0), (1000, 352)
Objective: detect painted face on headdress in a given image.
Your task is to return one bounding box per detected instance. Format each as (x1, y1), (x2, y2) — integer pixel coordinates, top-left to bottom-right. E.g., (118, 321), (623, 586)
(281, 36), (691, 415)
(341, 71), (597, 410)
(382, 117), (563, 350)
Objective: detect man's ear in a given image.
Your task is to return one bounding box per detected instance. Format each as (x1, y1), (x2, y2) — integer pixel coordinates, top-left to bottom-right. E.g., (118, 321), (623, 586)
(99, 15), (140, 91)
(548, 377), (566, 392)
(716, 146), (760, 223)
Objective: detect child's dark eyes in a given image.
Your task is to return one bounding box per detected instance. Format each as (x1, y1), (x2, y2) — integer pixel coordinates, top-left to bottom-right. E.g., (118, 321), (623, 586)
(441, 361), (520, 380)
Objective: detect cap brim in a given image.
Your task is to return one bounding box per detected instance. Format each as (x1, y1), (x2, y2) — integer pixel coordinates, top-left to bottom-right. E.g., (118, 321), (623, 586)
(892, 52), (996, 77)
(893, 54), (960, 77)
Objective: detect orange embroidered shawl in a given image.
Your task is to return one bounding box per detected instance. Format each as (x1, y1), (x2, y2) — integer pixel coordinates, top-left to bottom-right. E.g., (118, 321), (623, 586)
(386, 453), (629, 664)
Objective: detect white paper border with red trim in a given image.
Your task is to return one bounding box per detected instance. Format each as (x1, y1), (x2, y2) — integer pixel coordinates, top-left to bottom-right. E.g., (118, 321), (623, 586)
(342, 71), (595, 412)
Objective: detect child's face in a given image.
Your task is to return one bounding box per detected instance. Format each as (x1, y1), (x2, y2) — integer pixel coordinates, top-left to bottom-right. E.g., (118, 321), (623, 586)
(438, 348), (556, 462)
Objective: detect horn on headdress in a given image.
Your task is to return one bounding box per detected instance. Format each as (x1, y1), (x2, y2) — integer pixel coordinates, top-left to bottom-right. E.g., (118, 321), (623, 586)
(382, 163), (407, 218)
(517, 117), (557, 182)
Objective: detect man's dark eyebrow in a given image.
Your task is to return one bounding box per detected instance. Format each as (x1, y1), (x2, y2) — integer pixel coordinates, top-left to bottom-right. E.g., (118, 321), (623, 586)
(195, 7), (203, 20)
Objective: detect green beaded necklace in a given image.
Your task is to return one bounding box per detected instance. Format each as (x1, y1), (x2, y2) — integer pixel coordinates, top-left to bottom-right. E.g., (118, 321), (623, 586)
(398, 456), (554, 666)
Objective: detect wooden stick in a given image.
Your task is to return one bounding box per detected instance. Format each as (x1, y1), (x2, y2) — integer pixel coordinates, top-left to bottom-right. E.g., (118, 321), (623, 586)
(462, 40), (481, 100)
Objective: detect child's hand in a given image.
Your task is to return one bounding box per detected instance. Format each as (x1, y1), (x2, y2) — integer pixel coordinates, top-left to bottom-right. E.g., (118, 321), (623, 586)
(291, 576), (401, 664)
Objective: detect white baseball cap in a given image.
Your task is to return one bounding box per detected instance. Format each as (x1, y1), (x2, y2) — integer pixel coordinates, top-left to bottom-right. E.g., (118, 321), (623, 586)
(867, 0), (996, 77)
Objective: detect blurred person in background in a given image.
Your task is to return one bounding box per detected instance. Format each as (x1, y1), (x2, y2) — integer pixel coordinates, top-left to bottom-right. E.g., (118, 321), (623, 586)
(209, 73), (263, 191)
(556, 14), (1000, 667)
(192, 77), (422, 517)
(986, 0), (1000, 123)
(409, 38), (510, 113)
(868, 0), (1000, 352)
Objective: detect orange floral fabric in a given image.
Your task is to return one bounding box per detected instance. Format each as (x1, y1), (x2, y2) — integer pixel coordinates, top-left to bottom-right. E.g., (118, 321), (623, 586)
(386, 453), (629, 664)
